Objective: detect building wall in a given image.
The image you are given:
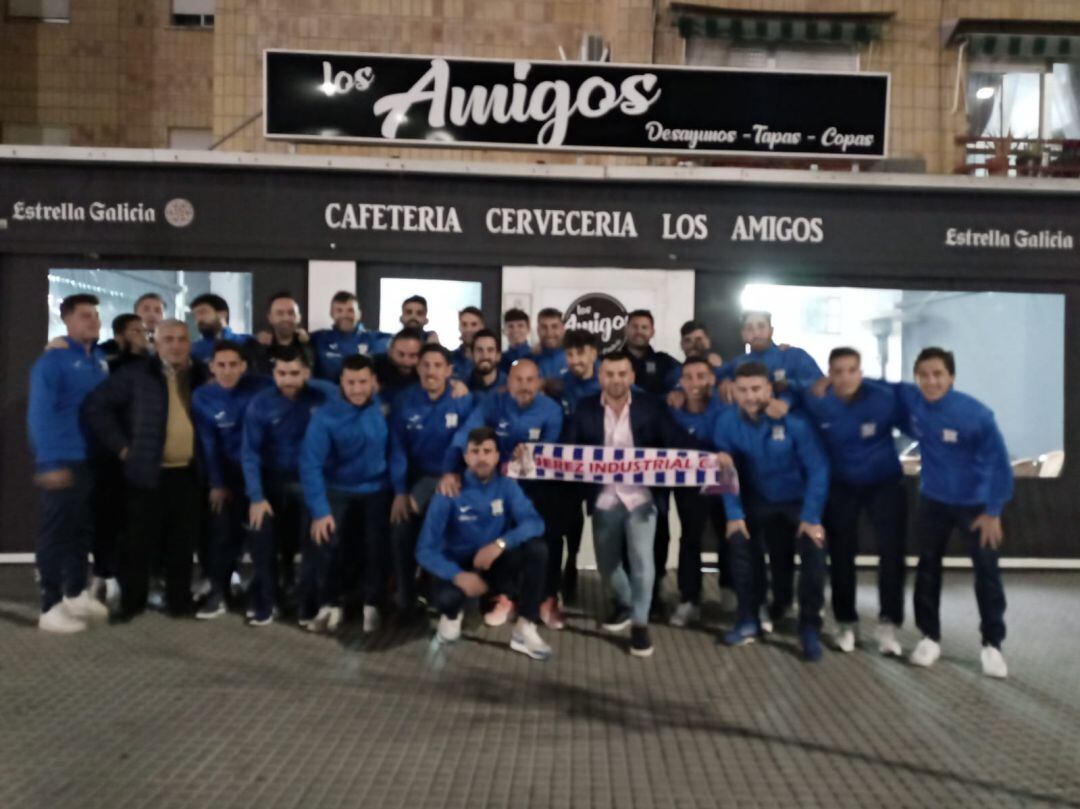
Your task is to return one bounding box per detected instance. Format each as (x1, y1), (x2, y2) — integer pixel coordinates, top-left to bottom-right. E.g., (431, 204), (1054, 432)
(4, 1), (1080, 172)
(0, 0), (213, 147)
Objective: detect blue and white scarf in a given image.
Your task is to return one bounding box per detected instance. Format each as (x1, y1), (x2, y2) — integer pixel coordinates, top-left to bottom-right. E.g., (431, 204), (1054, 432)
(507, 443), (738, 492)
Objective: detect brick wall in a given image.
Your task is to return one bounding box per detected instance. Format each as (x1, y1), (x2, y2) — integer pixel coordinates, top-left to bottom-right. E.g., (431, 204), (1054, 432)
(0, 1), (212, 147)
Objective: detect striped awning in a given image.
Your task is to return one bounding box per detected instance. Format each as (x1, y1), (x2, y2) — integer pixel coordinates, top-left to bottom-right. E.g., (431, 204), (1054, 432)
(673, 5), (890, 44)
(965, 33), (1080, 60)
(944, 19), (1080, 60)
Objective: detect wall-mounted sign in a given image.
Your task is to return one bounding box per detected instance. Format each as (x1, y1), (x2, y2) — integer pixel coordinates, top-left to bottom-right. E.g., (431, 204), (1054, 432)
(4, 162), (1079, 274)
(264, 49), (890, 159)
(563, 292), (629, 354)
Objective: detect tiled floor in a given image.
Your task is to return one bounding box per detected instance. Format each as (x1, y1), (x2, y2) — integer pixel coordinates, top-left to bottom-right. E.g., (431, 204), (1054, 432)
(1, 567), (1077, 809)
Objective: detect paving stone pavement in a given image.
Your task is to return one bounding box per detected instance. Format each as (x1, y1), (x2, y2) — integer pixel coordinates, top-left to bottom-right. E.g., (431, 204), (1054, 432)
(1, 566), (1078, 809)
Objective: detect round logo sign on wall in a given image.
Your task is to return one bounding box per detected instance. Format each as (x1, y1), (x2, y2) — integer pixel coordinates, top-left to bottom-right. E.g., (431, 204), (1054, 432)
(563, 292), (629, 355)
(164, 198), (195, 228)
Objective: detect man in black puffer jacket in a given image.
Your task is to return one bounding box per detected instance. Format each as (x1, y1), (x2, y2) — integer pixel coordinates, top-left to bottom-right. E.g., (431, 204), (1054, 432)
(85, 319), (209, 618)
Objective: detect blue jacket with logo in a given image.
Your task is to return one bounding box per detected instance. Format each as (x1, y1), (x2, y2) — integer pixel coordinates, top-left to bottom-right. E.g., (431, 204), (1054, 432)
(670, 396), (732, 449)
(192, 375), (273, 488)
(28, 338), (109, 472)
(559, 370), (601, 418)
(454, 390), (564, 465)
(716, 342), (824, 397)
(416, 471), (545, 581)
(535, 346), (568, 380)
(310, 326), (391, 381)
(451, 345), (475, 381)
(192, 326), (254, 365)
(630, 347), (682, 395)
(300, 397), (389, 519)
(389, 382), (476, 494)
(711, 408), (830, 524)
(895, 383), (1013, 516)
(795, 379), (906, 486)
(240, 379), (339, 502)
(467, 367), (507, 407)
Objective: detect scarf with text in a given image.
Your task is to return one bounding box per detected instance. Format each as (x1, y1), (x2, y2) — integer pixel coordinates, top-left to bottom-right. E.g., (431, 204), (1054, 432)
(507, 443), (738, 493)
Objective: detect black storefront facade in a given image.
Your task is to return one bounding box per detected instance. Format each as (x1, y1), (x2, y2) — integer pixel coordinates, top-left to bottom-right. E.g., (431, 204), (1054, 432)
(1, 148), (1078, 560)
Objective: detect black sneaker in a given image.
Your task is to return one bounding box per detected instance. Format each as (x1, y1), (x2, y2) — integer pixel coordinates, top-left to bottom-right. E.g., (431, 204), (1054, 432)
(630, 625), (654, 658)
(195, 593), (225, 620)
(601, 606), (632, 633)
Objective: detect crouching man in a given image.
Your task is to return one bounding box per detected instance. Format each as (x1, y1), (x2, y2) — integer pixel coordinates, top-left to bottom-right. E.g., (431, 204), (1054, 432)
(416, 426), (552, 661)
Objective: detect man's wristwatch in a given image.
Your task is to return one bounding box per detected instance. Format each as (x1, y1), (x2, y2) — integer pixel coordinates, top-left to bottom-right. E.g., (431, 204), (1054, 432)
(494, 538), (507, 550)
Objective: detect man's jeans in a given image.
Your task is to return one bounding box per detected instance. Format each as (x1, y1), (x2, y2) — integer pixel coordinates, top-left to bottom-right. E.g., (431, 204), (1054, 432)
(592, 502), (657, 625)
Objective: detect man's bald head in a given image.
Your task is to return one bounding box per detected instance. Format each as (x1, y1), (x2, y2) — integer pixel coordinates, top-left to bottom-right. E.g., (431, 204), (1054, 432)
(508, 357), (541, 407)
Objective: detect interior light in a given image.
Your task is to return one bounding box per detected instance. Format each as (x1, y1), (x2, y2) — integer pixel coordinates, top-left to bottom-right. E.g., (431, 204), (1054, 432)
(976, 86), (996, 100)
(740, 282), (777, 312)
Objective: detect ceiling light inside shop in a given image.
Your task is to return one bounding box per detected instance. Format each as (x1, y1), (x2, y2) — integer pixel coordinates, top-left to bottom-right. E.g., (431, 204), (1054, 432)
(976, 86), (996, 100)
(740, 282), (777, 312)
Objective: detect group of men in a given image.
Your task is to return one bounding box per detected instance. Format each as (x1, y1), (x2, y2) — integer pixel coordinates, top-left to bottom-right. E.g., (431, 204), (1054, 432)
(29, 289), (1013, 675)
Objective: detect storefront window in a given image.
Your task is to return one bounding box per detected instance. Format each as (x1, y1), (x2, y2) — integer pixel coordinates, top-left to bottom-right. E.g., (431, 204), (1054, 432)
(738, 283), (1065, 476)
(47, 269), (252, 340)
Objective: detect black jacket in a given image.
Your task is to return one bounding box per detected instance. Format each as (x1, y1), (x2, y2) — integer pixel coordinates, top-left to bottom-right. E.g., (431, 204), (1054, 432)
(84, 356), (209, 488)
(107, 349), (146, 374)
(629, 347), (682, 396)
(562, 392), (692, 508)
(248, 335), (315, 376)
(374, 353), (418, 404)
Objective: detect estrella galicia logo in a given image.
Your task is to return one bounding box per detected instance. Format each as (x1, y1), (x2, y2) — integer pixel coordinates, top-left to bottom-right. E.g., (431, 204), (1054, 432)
(164, 198), (195, 228)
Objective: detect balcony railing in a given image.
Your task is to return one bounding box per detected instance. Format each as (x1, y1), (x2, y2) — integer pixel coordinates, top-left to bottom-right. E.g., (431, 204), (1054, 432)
(955, 136), (1080, 177)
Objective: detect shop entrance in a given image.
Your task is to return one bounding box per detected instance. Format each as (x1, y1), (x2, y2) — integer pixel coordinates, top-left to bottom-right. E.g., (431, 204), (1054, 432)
(355, 263), (501, 349)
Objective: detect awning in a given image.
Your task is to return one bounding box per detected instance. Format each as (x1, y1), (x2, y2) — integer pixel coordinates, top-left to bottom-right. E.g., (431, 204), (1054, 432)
(942, 19), (1080, 60)
(672, 4), (892, 44)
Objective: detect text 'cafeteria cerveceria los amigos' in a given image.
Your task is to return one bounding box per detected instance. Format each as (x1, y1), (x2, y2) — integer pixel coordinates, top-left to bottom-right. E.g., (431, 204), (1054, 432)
(323, 202), (826, 244)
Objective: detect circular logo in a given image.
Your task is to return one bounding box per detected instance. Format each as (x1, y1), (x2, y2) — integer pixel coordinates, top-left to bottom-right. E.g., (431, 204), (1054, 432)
(563, 292), (629, 355)
(163, 198), (195, 228)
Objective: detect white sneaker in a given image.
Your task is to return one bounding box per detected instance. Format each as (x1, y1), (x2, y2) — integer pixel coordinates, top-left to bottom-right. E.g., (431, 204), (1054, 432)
(981, 645), (1008, 679)
(835, 623), (856, 653)
(669, 601), (700, 628)
(103, 578), (121, 615)
(910, 637), (941, 668)
(326, 606), (344, 633)
(437, 613), (462, 643)
(307, 606), (332, 633)
(876, 622), (903, 657)
(362, 605), (381, 633)
(229, 570), (245, 600)
(510, 620), (553, 661)
(39, 602), (88, 634)
(147, 582), (166, 611)
(63, 590), (108, 623)
(759, 607), (774, 635)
